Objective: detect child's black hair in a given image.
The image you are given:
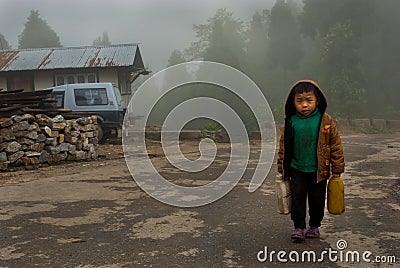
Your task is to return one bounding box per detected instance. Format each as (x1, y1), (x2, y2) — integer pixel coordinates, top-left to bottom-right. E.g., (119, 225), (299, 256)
(291, 82), (319, 101)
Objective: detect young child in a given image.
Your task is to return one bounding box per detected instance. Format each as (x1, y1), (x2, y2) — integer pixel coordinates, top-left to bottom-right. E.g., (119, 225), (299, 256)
(277, 80), (344, 242)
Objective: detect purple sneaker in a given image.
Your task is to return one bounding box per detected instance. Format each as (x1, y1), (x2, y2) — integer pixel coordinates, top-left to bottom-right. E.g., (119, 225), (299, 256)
(306, 226), (320, 238)
(291, 228), (305, 241)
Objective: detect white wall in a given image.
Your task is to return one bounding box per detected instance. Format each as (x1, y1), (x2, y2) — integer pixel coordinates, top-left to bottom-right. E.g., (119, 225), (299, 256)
(98, 69), (118, 85)
(34, 72), (54, 90)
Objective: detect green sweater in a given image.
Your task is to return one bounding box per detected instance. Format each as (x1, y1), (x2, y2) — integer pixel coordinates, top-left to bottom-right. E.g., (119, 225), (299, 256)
(290, 108), (322, 172)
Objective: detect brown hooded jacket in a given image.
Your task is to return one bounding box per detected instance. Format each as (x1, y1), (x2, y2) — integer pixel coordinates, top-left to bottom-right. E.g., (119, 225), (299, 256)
(277, 80), (345, 183)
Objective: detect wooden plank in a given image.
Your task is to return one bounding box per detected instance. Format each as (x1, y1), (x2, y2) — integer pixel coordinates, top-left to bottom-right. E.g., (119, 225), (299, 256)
(0, 89), (25, 95)
(0, 95), (54, 104)
(22, 107), (73, 113)
(0, 89), (52, 100)
(0, 104), (27, 112)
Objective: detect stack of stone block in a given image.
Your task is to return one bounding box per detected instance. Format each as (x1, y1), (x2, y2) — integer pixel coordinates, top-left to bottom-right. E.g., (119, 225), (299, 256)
(0, 114), (98, 171)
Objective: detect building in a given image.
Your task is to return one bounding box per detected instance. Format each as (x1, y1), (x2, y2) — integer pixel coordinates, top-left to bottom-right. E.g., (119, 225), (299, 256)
(0, 43), (149, 104)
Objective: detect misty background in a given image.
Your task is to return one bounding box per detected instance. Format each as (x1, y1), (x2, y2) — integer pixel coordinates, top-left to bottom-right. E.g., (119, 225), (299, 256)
(0, 0), (274, 71)
(1, 0), (399, 124)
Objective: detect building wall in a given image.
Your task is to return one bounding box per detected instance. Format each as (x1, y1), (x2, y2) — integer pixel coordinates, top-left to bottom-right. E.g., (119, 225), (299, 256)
(0, 77), (6, 90)
(34, 72), (54, 90)
(98, 69), (118, 85)
(1, 68), (132, 94)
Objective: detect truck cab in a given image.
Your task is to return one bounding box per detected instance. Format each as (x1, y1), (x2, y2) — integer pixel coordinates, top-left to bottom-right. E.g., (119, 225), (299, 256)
(48, 82), (125, 141)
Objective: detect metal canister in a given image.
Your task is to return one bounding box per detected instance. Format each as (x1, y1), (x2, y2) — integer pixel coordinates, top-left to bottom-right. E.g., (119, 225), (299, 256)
(275, 174), (292, 215)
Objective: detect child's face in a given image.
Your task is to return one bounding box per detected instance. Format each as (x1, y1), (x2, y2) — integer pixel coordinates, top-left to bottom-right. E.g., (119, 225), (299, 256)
(294, 91), (318, 117)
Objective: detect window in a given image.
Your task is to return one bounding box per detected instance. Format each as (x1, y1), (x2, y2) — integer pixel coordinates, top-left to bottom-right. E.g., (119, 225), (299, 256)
(56, 76), (64, 86)
(74, 88), (108, 106)
(77, 75), (85, 83)
(67, 76), (75, 84)
(55, 73), (97, 85)
(88, 74), (96, 83)
(113, 84), (123, 105)
(52, 92), (65, 108)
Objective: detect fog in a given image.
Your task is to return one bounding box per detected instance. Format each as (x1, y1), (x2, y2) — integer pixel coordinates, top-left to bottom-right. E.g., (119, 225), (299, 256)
(0, 0), (274, 72)
(1, 0), (399, 120)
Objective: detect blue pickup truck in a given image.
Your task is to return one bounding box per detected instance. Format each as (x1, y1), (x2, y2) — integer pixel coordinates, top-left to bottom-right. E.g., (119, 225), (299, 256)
(47, 82), (125, 141)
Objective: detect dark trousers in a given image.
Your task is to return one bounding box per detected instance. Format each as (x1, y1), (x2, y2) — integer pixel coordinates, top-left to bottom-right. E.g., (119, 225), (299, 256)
(290, 168), (327, 229)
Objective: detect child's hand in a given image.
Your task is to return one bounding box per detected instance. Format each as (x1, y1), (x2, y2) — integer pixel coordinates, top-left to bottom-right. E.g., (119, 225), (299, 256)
(330, 173), (341, 179)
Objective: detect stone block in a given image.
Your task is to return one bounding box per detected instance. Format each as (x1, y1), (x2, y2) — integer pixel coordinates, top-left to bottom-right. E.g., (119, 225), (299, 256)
(59, 152), (68, 161)
(30, 143), (45, 152)
(39, 151), (50, 163)
(52, 115), (65, 123)
(48, 154), (61, 164)
(351, 119), (371, 131)
(46, 146), (61, 155)
(50, 130), (59, 138)
(25, 151), (41, 157)
(75, 151), (86, 160)
(17, 138), (35, 146)
(0, 128), (16, 141)
(26, 131), (39, 140)
(59, 143), (70, 152)
(0, 161), (8, 171)
(6, 141), (21, 154)
(68, 144), (76, 154)
(11, 115), (27, 123)
(386, 120), (400, 132)
(23, 113), (36, 123)
(43, 126), (52, 137)
(14, 130), (29, 138)
(76, 117), (90, 125)
(45, 138), (57, 147)
(59, 134), (65, 143)
(28, 122), (40, 131)
(370, 119), (387, 131)
(0, 118), (13, 128)
(36, 134), (46, 143)
(30, 157), (40, 165)
(0, 152), (7, 162)
(52, 122), (66, 131)
(11, 121), (30, 132)
(8, 151), (24, 163)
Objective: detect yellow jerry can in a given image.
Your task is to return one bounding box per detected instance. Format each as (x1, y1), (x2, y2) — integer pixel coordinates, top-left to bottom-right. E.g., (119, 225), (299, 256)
(327, 175), (345, 215)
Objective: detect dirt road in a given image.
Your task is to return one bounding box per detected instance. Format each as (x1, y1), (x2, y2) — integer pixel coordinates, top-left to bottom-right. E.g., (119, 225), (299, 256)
(0, 134), (399, 267)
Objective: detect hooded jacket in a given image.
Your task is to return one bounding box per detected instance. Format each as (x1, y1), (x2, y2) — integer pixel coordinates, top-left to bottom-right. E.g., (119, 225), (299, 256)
(277, 80), (345, 183)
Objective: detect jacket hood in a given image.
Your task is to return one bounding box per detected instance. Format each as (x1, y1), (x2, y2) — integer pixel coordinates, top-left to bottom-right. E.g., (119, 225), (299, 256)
(284, 79), (327, 118)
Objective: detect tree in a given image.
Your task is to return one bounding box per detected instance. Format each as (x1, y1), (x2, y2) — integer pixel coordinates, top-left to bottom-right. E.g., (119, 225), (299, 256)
(166, 49), (186, 67)
(18, 10), (61, 49)
(0, 33), (11, 50)
(299, 0), (377, 117)
(185, 8), (246, 70)
(93, 32), (111, 46)
(360, 0), (400, 118)
(320, 22), (366, 117)
(263, 0), (304, 112)
(245, 10), (270, 73)
(300, 0), (374, 40)
(244, 11), (270, 98)
(267, 0), (303, 72)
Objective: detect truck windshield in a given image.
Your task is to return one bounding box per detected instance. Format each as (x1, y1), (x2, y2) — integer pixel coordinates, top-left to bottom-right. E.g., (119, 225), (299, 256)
(113, 85), (123, 106)
(74, 88), (108, 106)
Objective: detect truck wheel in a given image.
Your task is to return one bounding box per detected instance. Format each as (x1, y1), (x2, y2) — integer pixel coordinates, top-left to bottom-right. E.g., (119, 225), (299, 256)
(97, 124), (104, 142)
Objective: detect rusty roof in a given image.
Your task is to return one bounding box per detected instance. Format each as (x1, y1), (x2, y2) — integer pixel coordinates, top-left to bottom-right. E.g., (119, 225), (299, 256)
(0, 44), (144, 72)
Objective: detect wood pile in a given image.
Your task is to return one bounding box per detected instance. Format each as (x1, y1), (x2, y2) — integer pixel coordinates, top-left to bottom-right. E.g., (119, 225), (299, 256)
(0, 88), (95, 119)
(0, 113), (99, 171)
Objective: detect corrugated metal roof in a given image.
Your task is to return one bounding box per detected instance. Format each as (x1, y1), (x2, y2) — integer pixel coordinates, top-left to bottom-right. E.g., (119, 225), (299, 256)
(0, 44), (143, 72)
